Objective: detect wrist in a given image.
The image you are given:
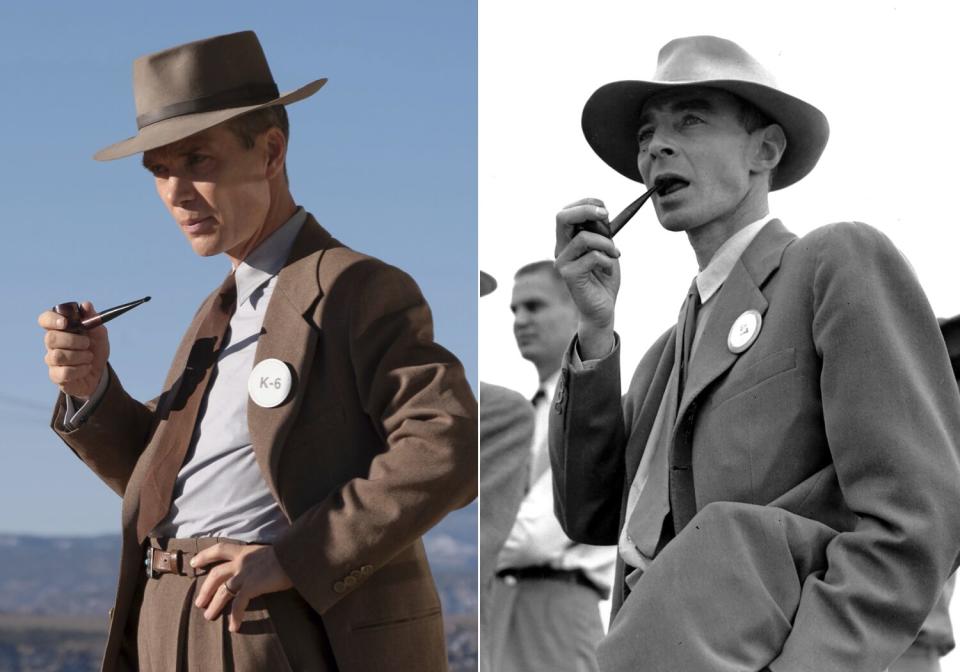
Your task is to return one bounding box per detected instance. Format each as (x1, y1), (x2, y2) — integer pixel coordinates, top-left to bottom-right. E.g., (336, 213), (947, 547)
(577, 322), (615, 361)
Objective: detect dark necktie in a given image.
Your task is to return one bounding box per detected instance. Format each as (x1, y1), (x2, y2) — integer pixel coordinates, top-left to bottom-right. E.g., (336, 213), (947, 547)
(625, 279), (699, 561)
(136, 272), (238, 542)
(668, 280), (702, 538)
(678, 282), (701, 399)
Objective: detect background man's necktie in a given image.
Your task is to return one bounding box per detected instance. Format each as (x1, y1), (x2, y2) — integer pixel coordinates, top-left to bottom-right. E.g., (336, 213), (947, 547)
(136, 273), (238, 542)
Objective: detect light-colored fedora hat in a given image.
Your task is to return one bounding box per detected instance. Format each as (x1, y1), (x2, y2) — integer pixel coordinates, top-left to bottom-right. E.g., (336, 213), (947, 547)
(581, 35), (829, 190)
(480, 271), (498, 297)
(94, 30), (326, 161)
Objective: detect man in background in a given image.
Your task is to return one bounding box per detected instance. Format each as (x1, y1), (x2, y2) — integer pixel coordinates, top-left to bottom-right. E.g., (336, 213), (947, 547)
(488, 261), (616, 672)
(478, 270), (535, 672)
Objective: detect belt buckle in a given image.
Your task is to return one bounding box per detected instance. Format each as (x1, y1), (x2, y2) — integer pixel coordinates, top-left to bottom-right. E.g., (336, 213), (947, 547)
(144, 547), (157, 579)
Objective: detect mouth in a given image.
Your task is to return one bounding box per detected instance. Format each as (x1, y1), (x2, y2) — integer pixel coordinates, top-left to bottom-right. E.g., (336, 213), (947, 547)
(654, 175), (690, 197)
(515, 332), (537, 345)
(180, 216), (216, 234)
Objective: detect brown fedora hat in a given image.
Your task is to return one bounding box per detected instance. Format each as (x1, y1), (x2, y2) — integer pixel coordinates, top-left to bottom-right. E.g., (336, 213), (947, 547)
(94, 30), (326, 161)
(581, 35), (829, 191)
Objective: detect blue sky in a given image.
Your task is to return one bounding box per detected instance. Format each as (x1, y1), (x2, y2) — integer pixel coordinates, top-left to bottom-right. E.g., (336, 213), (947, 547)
(0, 1), (477, 534)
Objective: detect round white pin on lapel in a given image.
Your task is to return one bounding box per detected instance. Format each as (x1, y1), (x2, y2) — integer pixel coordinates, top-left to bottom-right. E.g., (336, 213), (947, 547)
(248, 358), (294, 408)
(727, 310), (763, 354)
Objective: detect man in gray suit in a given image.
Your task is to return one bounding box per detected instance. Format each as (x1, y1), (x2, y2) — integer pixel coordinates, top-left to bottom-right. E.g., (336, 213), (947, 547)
(551, 35), (960, 672)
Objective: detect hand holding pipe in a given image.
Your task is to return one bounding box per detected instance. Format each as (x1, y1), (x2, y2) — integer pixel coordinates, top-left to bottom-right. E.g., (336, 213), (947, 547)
(52, 296), (151, 333)
(572, 177), (683, 239)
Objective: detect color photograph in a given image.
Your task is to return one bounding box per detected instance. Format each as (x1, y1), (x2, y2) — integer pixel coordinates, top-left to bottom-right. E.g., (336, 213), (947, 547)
(0, 2), (478, 670)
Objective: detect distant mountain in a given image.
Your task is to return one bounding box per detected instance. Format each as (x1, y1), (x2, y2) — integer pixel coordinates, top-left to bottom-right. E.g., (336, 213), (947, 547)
(0, 503), (478, 670)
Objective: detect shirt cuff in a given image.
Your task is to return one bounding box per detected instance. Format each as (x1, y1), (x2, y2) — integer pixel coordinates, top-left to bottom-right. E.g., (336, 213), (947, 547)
(572, 333), (618, 370)
(63, 369), (109, 431)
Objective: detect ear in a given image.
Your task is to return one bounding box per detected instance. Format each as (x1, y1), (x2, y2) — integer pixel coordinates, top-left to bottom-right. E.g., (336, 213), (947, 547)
(263, 127), (287, 180)
(751, 123), (787, 175)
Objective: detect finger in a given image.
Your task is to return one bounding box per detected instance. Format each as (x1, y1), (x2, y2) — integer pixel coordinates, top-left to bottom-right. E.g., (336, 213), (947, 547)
(194, 563), (233, 608)
(44, 330), (91, 351)
(561, 197), (606, 210)
(48, 364), (93, 385)
(563, 249), (620, 283)
(556, 202), (610, 256)
(203, 582), (235, 621)
(45, 348), (94, 367)
(228, 592), (252, 633)
(555, 230), (621, 267)
(191, 543), (235, 570)
(37, 310), (71, 331)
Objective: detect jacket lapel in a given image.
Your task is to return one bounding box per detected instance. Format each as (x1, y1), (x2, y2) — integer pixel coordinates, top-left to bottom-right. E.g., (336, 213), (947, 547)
(624, 331), (677, 481)
(247, 216), (330, 504)
(676, 219), (795, 420)
(121, 291), (219, 532)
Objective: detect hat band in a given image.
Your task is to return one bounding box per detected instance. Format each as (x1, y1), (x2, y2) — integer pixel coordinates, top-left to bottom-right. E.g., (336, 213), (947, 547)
(136, 82), (281, 129)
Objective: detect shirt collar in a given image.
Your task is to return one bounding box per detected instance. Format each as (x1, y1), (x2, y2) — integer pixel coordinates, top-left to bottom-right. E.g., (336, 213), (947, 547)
(695, 215), (772, 304)
(234, 208), (308, 307)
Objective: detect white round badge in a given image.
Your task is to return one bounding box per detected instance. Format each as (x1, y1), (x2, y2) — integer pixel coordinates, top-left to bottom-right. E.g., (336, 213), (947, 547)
(727, 310), (763, 354)
(248, 358), (294, 408)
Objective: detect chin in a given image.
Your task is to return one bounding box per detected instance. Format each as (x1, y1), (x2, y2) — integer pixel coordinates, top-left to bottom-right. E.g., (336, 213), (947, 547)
(187, 240), (223, 257)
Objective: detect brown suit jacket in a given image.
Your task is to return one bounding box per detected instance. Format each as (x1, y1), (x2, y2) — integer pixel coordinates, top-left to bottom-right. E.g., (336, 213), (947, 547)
(53, 214), (478, 672)
(550, 220), (960, 671)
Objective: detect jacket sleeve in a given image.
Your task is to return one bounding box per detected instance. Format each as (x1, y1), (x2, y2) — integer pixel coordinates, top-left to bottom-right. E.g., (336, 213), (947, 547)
(550, 336), (628, 545)
(51, 365), (156, 497)
(770, 223), (960, 672)
(272, 260), (477, 614)
(478, 382), (534, 591)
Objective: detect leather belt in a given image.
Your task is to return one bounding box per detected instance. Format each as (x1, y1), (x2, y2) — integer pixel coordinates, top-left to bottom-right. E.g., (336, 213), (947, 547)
(144, 546), (209, 579)
(496, 566), (601, 596)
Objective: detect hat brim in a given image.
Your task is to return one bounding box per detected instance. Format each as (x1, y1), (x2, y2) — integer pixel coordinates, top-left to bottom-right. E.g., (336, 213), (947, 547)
(480, 271), (498, 297)
(93, 78), (327, 161)
(581, 79), (829, 191)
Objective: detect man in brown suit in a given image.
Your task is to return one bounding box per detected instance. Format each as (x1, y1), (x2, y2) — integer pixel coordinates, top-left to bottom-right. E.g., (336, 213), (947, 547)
(551, 36), (960, 671)
(38, 31), (476, 671)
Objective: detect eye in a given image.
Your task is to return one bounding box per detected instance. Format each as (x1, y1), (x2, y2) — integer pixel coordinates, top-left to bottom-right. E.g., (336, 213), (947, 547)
(680, 114), (704, 127)
(637, 127), (654, 150)
(146, 163), (168, 178)
(186, 153), (211, 168)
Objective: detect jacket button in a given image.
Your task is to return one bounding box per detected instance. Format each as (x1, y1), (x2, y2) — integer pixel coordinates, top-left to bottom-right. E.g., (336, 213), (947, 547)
(333, 581), (346, 593)
(361, 565), (373, 576)
(350, 569), (361, 578)
(345, 576), (357, 588)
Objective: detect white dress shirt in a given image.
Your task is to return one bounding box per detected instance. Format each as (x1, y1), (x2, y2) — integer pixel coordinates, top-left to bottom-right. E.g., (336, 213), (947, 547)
(619, 215), (773, 574)
(497, 370), (616, 595)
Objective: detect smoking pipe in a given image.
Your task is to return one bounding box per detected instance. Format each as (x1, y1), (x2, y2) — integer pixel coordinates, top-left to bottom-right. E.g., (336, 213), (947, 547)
(572, 177), (685, 238)
(52, 296), (151, 333)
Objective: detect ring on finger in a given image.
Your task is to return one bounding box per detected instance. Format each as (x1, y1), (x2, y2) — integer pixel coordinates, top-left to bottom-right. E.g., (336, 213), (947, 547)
(222, 581), (240, 597)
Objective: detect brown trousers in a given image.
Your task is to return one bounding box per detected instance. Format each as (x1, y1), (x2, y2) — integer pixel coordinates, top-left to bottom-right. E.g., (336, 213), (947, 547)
(132, 538), (338, 672)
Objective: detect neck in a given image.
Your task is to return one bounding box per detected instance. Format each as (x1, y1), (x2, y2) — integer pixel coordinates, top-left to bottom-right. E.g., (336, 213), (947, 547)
(686, 185), (769, 270)
(227, 186), (298, 267)
(536, 361), (560, 385)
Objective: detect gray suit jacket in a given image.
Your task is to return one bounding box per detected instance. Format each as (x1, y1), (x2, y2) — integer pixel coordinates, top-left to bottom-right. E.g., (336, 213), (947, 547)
(551, 220), (960, 671)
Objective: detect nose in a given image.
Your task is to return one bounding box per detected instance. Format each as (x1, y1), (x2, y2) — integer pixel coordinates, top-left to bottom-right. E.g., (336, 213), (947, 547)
(637, 127), (676, 181)
(514, 308), (531, 330)
(163, 175), (197, 208)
